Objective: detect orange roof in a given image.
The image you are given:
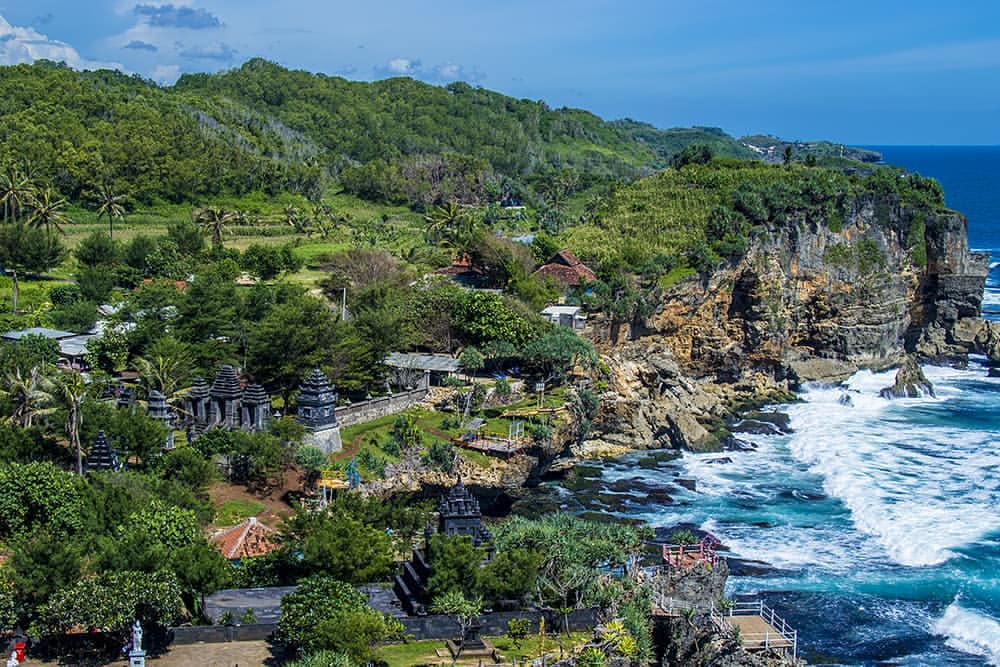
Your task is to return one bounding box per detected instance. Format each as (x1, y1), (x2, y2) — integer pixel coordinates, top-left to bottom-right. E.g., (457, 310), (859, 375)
(210, 517), (278, 560)
(136, 279), (187, 292)
(533, 249), (596, 286)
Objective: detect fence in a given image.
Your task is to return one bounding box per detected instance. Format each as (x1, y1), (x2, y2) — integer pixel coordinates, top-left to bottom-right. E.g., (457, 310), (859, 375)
(710, 600), (797, 661)
(334, 387), (429, 427)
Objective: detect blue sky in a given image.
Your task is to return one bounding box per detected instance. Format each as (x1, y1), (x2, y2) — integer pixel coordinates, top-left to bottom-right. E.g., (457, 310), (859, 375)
(1, 0), (998, 144)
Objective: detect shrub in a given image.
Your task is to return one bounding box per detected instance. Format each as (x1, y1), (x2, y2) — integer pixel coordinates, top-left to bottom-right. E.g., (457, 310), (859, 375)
(423, 440), (454, 471)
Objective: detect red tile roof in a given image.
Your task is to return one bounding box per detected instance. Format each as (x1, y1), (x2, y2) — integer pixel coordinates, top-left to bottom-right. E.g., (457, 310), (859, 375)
(533, 249), (597, 286)
(210, 517), (278, 560)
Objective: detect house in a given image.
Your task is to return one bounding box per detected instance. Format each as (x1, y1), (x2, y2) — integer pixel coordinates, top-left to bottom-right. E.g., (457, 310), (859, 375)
(533, 249), (597, 288)
(541, 305), (587, 330)
(434, 255), (486, 288)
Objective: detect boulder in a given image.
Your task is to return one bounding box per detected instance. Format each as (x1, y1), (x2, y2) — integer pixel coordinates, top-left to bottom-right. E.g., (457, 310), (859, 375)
(879, 357), (935, 398)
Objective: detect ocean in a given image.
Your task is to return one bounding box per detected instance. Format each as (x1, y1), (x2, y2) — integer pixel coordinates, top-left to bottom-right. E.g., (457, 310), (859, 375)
(579, 147), (1000, 666)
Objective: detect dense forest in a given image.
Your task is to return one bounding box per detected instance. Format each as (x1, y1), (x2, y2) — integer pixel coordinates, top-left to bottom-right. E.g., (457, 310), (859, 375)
(0, 58), (767, 209)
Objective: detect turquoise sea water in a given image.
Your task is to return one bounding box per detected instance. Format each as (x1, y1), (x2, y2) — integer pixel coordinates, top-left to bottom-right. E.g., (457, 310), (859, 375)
(589, 147), (1000, 666)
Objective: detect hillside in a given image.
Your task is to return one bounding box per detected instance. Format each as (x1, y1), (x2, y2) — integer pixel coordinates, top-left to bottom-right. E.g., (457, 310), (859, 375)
(1, 58), (872, 212)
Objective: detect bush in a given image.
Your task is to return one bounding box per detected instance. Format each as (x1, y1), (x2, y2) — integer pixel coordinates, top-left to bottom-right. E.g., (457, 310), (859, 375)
(423, 440), (454, 471)
(48, 284), (81, 306)
(275, 577), (402, 661)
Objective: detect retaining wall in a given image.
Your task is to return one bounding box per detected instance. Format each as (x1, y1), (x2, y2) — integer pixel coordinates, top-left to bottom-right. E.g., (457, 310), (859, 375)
(334, 387), (429, 427)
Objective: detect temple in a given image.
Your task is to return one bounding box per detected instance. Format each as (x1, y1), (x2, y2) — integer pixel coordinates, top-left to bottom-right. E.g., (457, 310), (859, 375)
(146, 390), (175, 450)
(393, 478), (493, 615)
(296, 367), (342, 453)
(182, 365), (270, 437)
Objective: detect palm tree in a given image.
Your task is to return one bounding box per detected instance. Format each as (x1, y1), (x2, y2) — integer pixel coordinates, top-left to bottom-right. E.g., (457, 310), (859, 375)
(134, 339), (193, 398)
(193, 206), (236, 247)
(0, 366), (51, 428)
(423, 201), (465, 246)
(0, 165), (35, 223)
(26, 187), (70, 236)
(92, 184), (127, 240)
(43, 369), (88, 475)
(283, 205), (307, 234)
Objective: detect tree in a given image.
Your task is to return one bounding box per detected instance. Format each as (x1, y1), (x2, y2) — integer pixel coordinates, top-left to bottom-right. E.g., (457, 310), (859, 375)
(75, 230), (120, 268)
(425, 534), (483, 600)
(522, 327), (598, 382)
(134, 336), (194, 397)
(49, 300), (98, 333)
(241, 243), (302, 280)
(194, 206), (236, 247)
(0, 366), (51, 428)
(479, 548), (542, 603)
(26, 186), (70, 236)
(275, 576), (402, 661)
(0, 334), (59, 375)
(783, 145), (794, 165)
(91, 183), (127, 240)
(0, 164), (35, 223)
(43, 369), (88, 474)
(35, 570), (183, 640)
(278, 510), (395, 584)
(166, 219), (205, 256)
(158, 447), (216, 492)
(429, 590), (484, 665)
(671, 144), (713, 169)
(0, 221), (67, 312)
(247, 294), (336, 405)
(0, 461), (84, 538)
(459, 346), (484, 379)
(172, 539), (232, 618)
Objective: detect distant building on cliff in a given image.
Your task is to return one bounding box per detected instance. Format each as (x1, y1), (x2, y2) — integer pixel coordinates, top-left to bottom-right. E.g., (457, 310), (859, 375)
(533, 249), (596, 289)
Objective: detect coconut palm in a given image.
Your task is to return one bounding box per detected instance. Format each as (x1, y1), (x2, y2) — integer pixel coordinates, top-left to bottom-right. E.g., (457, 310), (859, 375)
(134, 337), (194, 398)
(92, 184), (127, 240)
(0, 165), (35, 223)
(0, 366), (51, 428)
(193, 206), (236, 247)
(26, 187), (70, 236)
(423, 201), (465, 246)
(43, 369), (88, 474)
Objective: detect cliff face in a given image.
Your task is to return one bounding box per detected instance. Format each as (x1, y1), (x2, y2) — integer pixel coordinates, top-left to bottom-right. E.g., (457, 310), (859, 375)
(586, 194), (987, 451)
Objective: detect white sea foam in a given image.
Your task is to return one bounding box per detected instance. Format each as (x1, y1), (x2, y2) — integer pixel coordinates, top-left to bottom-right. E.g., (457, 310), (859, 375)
(982, 287), (1000, 309)
(786, 368), (1000, 567)
(932, 602), (1000, 666)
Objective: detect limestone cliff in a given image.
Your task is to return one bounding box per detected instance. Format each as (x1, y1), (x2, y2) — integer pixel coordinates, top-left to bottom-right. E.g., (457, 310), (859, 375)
(586, 193), (987, 452)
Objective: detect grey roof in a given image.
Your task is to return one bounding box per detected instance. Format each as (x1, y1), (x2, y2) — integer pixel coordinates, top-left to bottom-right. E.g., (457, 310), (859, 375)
(384, 352), (461, 372)
(58, 334), (96, 358)
(2, 327), (75, 341)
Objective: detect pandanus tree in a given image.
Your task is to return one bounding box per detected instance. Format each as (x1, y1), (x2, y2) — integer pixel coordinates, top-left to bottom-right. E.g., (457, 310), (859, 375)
(92, 184), (127, 240)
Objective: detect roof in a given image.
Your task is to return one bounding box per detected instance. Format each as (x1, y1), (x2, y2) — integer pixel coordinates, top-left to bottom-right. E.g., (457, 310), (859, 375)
(435, 256), (485, 278)
(210, 517), (278, 560)
(58, 334), (97, 358)
(541, 305), (583, 317)
(533, 249), (597, 287)
(384, 352), (461, 372)
(2, 327), (75, 341)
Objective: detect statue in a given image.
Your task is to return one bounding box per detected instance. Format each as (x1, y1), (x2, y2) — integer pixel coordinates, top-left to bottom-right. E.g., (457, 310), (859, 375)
(131, 619), (143, 652)
(5, 651), (17, 667)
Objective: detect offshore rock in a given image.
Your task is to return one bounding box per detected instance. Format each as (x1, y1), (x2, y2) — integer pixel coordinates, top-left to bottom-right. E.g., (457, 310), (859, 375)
(879, 357), (935, 398)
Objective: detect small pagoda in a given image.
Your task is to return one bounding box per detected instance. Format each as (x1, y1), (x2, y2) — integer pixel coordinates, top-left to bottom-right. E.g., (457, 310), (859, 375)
(146, 390), (175, 450)
(296, 368), (341, 453)
(85, 430), (122, 472)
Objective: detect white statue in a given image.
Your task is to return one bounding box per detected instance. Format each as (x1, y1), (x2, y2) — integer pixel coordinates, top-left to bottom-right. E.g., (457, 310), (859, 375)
(131, 619), (143, 652)
(5, 651), (18, 667)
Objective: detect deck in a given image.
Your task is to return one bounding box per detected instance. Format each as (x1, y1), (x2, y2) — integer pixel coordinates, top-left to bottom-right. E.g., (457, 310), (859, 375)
(713, 601), (798, 659)
(726, 615), (795, 650)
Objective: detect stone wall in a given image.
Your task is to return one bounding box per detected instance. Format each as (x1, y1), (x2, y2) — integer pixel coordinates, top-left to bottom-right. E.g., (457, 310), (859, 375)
(169, 623), (276, 645)
(335, 387), (430, 427)
(401, 607), (599, 641)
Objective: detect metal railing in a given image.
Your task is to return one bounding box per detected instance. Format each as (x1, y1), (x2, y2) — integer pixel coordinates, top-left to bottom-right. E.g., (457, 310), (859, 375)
(711, 600), (798, 661)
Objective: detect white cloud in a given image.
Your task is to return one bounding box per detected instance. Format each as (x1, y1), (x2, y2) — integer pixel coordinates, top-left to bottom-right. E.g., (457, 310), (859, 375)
(386, 57), (419, 75)
(0, 14), (122, 71)
(152, 63), (180, 83)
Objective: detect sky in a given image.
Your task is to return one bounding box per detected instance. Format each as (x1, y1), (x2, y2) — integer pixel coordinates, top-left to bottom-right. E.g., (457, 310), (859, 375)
(1, 0), (999, 145)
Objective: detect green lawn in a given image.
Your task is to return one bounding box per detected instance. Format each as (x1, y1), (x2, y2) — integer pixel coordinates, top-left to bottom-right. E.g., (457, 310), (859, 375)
(376, 631), (592, 666)
(214, 499), (264, 526)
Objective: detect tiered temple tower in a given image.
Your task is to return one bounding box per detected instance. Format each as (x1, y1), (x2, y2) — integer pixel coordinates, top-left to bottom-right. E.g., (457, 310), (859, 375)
(146, 390), (175, 450)
(296, 367), (342, 453)
(437, 477), (494, 547)
(85, 430), (122, 472)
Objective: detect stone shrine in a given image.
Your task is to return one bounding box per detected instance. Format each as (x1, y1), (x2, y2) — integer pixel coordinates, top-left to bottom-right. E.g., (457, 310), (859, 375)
(146, 390), (175, 450)
(183, 365), (270, 437)
(296, 367), (342, 453)
(437, 477), (494, 548)
(85, 430), (122, 472)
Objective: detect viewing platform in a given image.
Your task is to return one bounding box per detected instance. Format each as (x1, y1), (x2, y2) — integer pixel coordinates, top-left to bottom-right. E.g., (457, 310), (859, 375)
(453, 421), (529, 457)
(661, 537), (720, 570)
(712, 600), (798, 660)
